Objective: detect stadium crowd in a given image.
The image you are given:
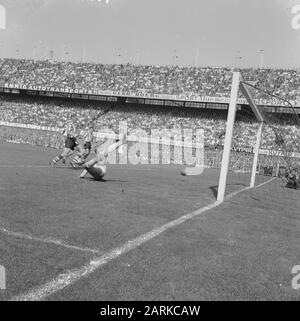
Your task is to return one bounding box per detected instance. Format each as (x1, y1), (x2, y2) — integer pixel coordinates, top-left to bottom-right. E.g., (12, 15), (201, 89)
(0, 58), (299, 170)
(1, 59), (300, 103)
(1, 95), (299, 153)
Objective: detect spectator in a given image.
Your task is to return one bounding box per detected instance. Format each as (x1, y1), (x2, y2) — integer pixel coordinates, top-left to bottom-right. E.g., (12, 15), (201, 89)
(0, 58), (299, 104)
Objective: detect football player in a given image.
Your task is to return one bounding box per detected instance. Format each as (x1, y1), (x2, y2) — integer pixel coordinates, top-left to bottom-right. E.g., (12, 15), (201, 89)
(79, 134), (126, 181)
(50, 114), (78, 167)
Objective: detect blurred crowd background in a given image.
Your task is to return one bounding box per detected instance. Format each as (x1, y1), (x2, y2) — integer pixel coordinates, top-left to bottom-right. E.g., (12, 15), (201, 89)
(0, 94), (299, 153)
(0, 59), (299, 168)
(1, 59), (300, 103)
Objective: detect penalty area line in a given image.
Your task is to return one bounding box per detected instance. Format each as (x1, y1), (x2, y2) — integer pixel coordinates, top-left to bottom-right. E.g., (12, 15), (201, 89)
(0, 227), (101, 255)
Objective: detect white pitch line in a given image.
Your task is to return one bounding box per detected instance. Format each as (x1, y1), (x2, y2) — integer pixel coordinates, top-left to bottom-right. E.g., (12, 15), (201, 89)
(225, 177), (276, 201)
(10, 176), (275, 301)
(0, 165), (156, 170)
(225, 186), (252, 201)
(0, 165), (50, 168)
(0, 227), (101, 255)
(10, 200), (223, 301)
(255, 177), (277, 189)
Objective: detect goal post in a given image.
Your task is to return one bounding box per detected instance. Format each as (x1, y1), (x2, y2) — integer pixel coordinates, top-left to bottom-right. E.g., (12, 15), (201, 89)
(250, 121), (263, 188)
(217, 72), (240, 201)
(217, 71), (264, 202)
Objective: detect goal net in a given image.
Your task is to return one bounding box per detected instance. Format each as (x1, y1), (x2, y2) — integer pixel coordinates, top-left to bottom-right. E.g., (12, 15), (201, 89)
(217, 72), (300, 214)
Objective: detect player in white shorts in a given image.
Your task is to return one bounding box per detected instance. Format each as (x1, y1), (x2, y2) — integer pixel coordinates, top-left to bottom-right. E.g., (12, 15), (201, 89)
(79, 134), (127, 181)
(70, 122), (95, 168)
(50, 114), (78, 167)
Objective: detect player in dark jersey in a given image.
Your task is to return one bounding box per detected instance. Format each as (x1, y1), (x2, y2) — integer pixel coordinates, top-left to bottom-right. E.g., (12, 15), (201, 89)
(50, 114), (78, 167)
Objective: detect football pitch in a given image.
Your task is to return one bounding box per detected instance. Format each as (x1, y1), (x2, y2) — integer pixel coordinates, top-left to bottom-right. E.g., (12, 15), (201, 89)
(0, 142), (299, 301)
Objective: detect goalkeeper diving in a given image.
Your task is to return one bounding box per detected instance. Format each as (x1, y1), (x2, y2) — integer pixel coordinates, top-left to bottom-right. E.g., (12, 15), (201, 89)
(79, 133), (127, 181)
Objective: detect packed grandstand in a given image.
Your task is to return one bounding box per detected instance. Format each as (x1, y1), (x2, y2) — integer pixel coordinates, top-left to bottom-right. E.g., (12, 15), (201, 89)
(0, 93), (300, 151)
(0, 59), (300, 169)
(0, 58), (300, 103)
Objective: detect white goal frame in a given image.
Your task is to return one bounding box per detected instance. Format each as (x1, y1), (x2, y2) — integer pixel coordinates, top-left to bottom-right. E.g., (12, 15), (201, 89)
(217, 71), (264, 202)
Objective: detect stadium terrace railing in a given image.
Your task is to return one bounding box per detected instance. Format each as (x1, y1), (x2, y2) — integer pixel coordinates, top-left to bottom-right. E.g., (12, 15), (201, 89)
(1, 84), (300, 109)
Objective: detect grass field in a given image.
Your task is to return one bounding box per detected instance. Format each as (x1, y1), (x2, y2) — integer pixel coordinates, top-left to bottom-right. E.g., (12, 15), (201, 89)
(0, 142), (300, 301)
